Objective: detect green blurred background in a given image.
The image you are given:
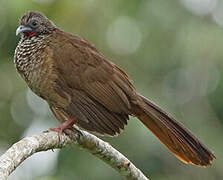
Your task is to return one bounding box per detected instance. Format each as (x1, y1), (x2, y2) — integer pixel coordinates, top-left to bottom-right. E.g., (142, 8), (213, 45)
(0, 0), (222, 179)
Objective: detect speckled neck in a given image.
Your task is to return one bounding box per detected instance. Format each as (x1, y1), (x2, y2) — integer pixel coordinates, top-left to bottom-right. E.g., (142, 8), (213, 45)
(14, 35), (50, 78)
(14, 34), (53, 99)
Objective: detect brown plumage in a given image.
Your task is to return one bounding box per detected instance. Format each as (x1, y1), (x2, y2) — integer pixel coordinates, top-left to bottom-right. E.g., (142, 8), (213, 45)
(14, 11), (215, 166)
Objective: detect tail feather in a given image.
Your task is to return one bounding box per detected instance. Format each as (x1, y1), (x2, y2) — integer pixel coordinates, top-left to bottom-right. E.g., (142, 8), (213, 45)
(135, 95), (215, 166)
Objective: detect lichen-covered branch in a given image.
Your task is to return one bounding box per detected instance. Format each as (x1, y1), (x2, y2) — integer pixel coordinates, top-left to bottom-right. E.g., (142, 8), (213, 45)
(0, 129), (149, 180)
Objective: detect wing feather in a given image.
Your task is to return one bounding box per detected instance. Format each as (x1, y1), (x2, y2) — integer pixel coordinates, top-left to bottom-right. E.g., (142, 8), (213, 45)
(49, 30), (135, 135)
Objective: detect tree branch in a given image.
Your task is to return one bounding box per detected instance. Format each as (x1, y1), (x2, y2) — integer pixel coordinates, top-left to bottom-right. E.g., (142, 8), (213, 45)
(0, 128), (149, 180)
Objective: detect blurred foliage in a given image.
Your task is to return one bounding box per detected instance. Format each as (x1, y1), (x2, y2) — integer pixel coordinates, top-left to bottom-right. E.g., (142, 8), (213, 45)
(0, 0), (223, 179)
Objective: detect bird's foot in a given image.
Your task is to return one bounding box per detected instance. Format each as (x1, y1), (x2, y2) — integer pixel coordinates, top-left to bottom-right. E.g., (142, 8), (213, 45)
(49, 118), (76, 141)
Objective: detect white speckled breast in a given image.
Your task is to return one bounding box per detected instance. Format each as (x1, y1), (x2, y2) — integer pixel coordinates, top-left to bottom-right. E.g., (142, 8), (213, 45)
(14, 35), (53, 98)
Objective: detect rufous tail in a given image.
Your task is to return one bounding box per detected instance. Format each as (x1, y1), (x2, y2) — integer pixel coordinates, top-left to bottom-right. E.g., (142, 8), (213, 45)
(135, 95), (215, 166)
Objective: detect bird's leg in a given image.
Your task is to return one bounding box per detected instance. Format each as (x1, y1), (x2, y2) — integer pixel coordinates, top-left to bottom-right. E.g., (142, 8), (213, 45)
(49, 117), (76, 140)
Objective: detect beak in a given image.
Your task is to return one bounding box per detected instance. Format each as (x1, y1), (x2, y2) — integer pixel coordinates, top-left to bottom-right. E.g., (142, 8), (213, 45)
(16, 25), (33, 36)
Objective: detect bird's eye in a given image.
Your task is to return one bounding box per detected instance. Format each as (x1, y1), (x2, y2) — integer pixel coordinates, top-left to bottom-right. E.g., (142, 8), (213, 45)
(30, 20), (38, 27)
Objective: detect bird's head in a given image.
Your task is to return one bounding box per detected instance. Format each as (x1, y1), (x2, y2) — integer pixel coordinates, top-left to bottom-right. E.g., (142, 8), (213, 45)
(16, 11), (56, 38)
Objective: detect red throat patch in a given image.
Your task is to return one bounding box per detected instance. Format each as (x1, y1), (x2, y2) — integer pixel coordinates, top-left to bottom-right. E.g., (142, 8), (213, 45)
(24, 32), (37, 37)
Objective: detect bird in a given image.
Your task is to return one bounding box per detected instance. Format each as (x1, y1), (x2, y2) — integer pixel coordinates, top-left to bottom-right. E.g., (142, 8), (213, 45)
(14, 11), (215, 167)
